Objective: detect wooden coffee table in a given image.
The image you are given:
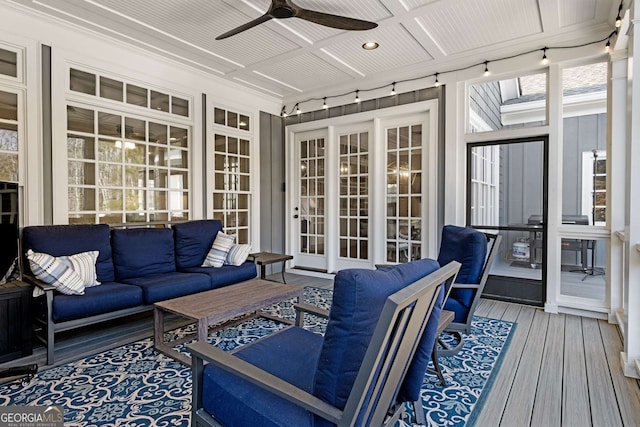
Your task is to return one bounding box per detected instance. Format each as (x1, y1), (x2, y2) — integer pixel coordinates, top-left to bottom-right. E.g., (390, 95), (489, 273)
(153, 279), (303, 366)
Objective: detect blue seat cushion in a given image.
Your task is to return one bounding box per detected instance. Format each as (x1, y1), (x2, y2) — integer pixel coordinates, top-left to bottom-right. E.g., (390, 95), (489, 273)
(180, 262), (257, 289)
(51, 281), (143, 322)
(438, 225), (487, 309)
(22, 224), (115, 282)
(111, 228), (176, 281)
(313, 258), (441, 412)
(202, 327), (322, 427)
(120, 272), (210, 304)
(173, 220), (223, 270)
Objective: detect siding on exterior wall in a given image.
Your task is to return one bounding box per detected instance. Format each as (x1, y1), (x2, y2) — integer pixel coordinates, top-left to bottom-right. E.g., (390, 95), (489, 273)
(469, 81), (503, 130)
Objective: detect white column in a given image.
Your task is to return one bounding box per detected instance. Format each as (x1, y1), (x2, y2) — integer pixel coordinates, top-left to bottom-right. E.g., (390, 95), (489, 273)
(608, 52), (628, 324)
(621, 1), (640, 378)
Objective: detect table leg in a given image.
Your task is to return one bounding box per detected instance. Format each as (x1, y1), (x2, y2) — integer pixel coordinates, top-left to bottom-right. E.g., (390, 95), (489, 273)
(153, 307), (164, 346)
(197, 318), (208, 342)
(260, 265), (266, 280)
(281, 261), (287, 284)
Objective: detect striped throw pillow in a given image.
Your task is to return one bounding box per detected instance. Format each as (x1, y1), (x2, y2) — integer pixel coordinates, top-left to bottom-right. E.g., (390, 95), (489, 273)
(27, 249), (85, 295)
(225, 244), (252, 266)
(59, 251), (101, 287)
(202, 232), (235, 268)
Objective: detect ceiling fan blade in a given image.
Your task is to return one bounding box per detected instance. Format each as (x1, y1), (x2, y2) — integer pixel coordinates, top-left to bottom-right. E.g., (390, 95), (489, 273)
(216, 14), (273, 40)
(296, 9), (377, 31)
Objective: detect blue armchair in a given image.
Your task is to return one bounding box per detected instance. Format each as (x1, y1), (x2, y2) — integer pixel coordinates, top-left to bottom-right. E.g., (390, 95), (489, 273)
(437, 225), (501, 356)
(189, 259), (460, 426)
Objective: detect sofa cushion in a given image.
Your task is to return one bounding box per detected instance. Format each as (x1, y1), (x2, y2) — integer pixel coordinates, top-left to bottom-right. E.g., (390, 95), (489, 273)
(119, 272), (210, 304)
(22, 224), (115, 282)
(180, 262), (257, 289)
(173, 220), (223, 270)
(111, 228), (176, 281)
(313, 258), (441, 412)
(51, 281), (144, 322)
(202, 327), (321, 427)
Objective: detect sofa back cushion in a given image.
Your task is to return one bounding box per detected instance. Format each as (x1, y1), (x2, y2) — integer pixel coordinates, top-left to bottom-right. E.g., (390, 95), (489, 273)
(313, 258), (440, 410)
(111, 228), (176, 280)
(173, 220), (223, 270)
(22, 224), (115, 282)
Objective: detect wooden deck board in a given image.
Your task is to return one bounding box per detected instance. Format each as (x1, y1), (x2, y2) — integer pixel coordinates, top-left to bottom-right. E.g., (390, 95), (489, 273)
(472, 305), (535, 426)
(598, 320), (640, 426)
(583, 317), (623, 426)
(500, 309), (549, 426)
(562, 314), (592, 426)
(530, 312), (565, 427)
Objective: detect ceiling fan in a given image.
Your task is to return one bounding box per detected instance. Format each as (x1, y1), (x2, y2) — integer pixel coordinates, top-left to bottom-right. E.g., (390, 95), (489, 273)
(216, 0), (378, 40)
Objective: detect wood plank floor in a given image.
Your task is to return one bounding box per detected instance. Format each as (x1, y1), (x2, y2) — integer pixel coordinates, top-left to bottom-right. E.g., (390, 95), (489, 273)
(2, 272), (640, 427)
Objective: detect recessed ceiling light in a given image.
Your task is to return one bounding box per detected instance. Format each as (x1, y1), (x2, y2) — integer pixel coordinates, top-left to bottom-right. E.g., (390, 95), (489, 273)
(362, 41), (379, 50)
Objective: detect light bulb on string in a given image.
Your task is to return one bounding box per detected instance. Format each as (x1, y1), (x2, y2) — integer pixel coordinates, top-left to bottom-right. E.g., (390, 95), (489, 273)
(541, 48), (549, 65)
(322, 97), (328, 109)
(280, 106), (287, 117)
(434, 73), (440, 87)
(605, 39), (611, 52)
(390, 82), (396, 96)
(615, 3), (622, 27)
(354, 90), (361, 103)
(295, 103), (301, 115)
(483, 61), (490, 77)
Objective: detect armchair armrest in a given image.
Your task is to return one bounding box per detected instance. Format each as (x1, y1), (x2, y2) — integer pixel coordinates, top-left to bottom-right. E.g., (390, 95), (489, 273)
(451, 282), (481, 290)
(189, 341), (342, 424)
(294, 302), (329, 326)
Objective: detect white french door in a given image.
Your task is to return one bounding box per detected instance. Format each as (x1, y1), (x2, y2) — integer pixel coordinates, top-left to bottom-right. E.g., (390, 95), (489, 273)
(286, 102), (439, 273)
(292, 130), (328, 270)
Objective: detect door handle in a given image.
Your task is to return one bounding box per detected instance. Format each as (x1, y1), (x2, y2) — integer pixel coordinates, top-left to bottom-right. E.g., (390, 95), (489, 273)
(294, 214), (299, 219)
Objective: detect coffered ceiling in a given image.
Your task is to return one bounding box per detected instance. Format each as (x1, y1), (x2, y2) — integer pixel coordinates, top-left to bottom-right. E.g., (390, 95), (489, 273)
(6, 0), (618, 104)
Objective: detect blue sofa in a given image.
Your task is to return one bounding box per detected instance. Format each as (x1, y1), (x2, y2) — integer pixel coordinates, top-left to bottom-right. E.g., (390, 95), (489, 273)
(22, 220), (257, 364)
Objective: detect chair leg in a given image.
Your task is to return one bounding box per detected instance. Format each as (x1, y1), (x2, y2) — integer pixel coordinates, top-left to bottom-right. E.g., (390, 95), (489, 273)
(430, 343), (447, 386)
(435, 331), (464, 357)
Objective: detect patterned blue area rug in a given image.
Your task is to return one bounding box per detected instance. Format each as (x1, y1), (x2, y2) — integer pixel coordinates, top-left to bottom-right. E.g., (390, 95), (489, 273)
(0, 287), (514, 426)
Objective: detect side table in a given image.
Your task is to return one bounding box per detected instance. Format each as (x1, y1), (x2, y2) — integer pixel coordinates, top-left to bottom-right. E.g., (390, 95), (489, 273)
(0, 280), (33, 363)
(248, 252), (294, 283)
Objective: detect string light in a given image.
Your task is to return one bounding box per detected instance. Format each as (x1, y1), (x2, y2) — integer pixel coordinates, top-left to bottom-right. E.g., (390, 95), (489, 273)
(541, 48), (549, 65)
(281, 28), (622, 117)
(615, 1), (623, 28)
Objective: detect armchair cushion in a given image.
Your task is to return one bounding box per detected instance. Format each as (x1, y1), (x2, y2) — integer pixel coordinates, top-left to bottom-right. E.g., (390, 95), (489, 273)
(111, 228), (176, 280)
(438, 225), (487, 313)
(202, 327), (322, 427)
(314, 258), (441, 410)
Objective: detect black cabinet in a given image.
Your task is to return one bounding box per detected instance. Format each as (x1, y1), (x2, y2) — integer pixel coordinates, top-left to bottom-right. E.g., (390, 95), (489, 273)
(0, 281), (32, 363)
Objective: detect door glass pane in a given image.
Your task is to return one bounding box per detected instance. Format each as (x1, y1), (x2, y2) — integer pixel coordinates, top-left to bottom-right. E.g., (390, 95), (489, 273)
(559, 237), (606, 300)
(338, 132), (369, 261)
(300, 138), (325, 255)
(0, 91), (17, 121)
(386, 125), (422, 263)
